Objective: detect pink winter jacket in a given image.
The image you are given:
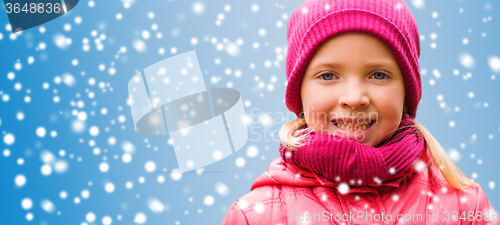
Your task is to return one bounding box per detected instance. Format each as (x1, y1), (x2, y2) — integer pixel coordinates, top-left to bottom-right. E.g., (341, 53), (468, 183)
(222, 148), (498, 225)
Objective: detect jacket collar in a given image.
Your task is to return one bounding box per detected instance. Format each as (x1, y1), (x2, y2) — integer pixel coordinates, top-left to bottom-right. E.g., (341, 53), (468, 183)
(251, 147), (432, 194)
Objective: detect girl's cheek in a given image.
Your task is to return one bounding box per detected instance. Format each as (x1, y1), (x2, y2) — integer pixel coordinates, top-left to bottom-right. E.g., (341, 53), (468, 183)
(306, 112), (327, 125)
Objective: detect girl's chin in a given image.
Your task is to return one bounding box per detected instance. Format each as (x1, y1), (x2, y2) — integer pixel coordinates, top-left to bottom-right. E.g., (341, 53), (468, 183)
(314, 127), (376, 146)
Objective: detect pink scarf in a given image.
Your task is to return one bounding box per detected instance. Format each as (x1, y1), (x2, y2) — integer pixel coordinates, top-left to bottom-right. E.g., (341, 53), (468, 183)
(279, 113), (425, 186)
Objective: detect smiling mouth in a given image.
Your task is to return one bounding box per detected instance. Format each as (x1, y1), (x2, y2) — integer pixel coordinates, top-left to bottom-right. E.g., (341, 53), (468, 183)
(331, 120), (376, 131)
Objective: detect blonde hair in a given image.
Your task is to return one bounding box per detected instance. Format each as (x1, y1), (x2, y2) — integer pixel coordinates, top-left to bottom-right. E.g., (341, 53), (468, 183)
(278, 116), (479, 191)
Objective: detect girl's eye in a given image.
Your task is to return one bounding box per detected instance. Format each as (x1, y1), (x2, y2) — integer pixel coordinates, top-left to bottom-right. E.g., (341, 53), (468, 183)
(319, 72), (337, 81)
(370, 72), (389, 80)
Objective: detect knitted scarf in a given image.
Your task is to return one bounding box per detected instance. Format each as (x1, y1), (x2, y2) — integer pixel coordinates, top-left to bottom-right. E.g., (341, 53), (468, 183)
(279, 113), (425, 186)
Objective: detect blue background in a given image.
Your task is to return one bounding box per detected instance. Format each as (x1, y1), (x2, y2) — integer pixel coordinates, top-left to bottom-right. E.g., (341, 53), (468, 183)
(0, 0), (499, 224)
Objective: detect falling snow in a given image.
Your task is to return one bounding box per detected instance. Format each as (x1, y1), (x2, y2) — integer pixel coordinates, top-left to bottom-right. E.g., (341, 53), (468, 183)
(0, 1), (498, 225)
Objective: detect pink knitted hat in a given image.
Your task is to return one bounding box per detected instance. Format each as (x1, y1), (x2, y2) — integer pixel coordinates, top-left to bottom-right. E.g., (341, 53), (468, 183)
(285, 0), (422, 119)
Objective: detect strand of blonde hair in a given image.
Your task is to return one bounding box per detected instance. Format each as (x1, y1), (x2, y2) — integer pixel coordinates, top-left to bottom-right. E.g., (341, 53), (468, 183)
(412, 119), (479, 191)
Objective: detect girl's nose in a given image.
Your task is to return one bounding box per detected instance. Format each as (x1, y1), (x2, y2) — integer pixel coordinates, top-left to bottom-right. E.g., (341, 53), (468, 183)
(338, 81), (370, 110)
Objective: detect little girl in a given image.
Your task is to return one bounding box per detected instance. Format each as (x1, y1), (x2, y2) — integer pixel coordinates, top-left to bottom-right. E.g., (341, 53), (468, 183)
(222, 0), (498, 224)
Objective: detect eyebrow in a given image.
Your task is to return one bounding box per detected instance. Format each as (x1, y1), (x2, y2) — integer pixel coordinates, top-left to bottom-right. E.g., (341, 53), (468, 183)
(308, 60), (397, 72)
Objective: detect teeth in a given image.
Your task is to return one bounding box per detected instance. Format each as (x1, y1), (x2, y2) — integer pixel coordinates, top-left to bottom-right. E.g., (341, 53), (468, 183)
(334, 121), (372, 131)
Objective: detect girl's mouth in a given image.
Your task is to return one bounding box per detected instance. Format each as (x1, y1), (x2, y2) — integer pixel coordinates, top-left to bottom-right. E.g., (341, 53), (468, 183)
(330, 118), (377, 141)
(331, 119), (375, 131)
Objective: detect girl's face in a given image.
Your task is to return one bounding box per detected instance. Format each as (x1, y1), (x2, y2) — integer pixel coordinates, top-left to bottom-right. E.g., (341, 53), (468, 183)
(300, 32), (407, 147)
